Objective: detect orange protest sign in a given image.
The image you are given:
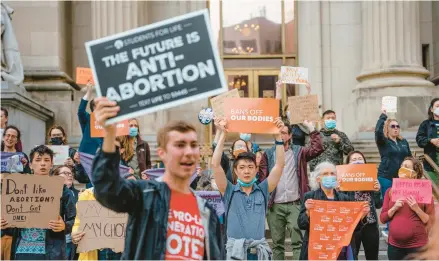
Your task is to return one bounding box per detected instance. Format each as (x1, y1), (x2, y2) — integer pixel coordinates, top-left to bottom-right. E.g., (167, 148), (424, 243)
(224, 98), (280, 134)
(309, 200), (365, 260)
(337, 164), (378, 191)
(90, 113), (129, 137)
(76, 67), (95, 85)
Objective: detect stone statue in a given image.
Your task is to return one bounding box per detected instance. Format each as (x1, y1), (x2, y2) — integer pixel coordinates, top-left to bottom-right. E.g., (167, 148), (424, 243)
(1, 3), (23, 85)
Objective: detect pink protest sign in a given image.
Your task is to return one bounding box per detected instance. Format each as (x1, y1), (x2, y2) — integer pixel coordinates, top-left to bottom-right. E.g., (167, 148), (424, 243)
(391, 178), (432, 204)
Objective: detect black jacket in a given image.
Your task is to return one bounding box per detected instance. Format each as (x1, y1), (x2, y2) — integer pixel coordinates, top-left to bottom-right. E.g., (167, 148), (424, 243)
(416, 119), (438, 171)
(9, 185), (76, 260)
(91, 150), (224, 260)
(343, 191), (383, 226)
(298, 188), (363, 260)
(375, 114), (412, 180)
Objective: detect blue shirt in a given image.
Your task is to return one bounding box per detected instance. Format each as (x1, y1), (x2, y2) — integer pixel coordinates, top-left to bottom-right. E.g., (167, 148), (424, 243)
(223, 179), (269, 240)
(16, 228), (46, 254)
(77, 98), (102, 155)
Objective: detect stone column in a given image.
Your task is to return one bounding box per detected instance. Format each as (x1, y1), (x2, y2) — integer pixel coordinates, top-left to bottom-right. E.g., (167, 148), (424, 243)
(354, 1), (437, 138)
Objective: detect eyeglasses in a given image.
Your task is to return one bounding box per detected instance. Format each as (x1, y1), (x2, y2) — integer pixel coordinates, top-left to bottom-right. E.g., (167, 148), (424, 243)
(390, 124), (400, 129)
(4, 134), (17, 139)
(59, 172), (73, 176)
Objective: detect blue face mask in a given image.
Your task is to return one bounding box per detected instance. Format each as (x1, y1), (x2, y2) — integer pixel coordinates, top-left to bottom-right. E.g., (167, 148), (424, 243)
(321, 176), (337, 189)
(237, 177), (257, 187)
(240, 133), (251, 142)
(129, 127), (138, 137)
(324, 119), (337, 130)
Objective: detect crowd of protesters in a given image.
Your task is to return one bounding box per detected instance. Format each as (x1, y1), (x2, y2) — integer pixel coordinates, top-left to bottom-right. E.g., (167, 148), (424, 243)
(0, 82), (438, 260)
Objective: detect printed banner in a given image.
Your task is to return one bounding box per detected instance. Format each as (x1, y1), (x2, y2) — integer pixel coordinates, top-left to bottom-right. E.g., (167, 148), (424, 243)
(224, 98), (280, 134)
(392, 178), (432, 204)
(382, 96), (397, 113)
(1, 152), (24, 173)
(1, 174), (64, 228)
(85, 9), (227, 125)
(76, 67), (95, 85)
(90, 113), (130, 137)
(195, 191), (224, 217)
(309, 200), (365, 260)
(280, 66), (308, 84)
(79, 152), (130, 183)
(77, 200), (128, 253)
(47, 145), (69, 166)
(337, 164), (377, 191)
(210, 88), (240, 118)
(144, 168), (198, 183)
(287, 95), (320, 124)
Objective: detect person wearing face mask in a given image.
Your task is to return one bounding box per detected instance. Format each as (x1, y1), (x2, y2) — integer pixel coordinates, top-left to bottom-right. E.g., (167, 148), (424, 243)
(259, 120), (322, 260)
(309, 110), (354, 172)
(416, 98), (439, 183)
(341, 151), (382, 261)
(298, 161), (370, 260)
(380, 157), (435, 260)
(119, 118), (151, 179)
(375, 108), (412, 238)
(239, 133), (260, 153)
(47, 125), (89, 185)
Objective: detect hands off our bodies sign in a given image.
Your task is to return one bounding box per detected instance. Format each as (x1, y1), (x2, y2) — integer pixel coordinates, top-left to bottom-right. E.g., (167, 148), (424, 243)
(86, 9), (227, 124)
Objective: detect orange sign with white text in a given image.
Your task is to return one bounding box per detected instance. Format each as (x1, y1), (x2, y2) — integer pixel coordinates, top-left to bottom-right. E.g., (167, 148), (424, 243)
(76, 67), (95, 85)
(224, 98), (280, 134)
(90, 113), (129, 137)
(337, 164), (378, 191)
(309, 200), (365, 260)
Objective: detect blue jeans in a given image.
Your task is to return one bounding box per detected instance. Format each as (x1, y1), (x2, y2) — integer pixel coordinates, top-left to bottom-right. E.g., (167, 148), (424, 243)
(378, 177), (392, 231)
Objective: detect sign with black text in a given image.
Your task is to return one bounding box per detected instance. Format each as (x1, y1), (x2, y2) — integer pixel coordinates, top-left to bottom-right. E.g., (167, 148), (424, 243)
(85, 9), (227, 124)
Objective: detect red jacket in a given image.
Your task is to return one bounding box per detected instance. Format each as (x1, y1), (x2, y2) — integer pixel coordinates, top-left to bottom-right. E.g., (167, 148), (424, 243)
(259, 130), (323, 208)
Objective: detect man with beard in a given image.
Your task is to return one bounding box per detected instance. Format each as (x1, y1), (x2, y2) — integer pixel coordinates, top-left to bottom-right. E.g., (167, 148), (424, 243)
(259, 120), (323, 260)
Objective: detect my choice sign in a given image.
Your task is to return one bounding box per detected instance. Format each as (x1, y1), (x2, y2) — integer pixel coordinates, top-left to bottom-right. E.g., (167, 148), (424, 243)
(86, 9), (227, 124)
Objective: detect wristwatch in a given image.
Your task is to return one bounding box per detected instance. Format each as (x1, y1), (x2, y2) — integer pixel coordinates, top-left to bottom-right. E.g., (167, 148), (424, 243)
(275, 140), (283, 145)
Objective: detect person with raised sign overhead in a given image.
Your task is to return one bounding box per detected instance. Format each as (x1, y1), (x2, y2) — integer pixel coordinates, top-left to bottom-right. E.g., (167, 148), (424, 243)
(259, 119), (323, 260)
(375, 108), (412, 239)
(1, 145), (76, 260)
(298, 161), (370, 260)
(309, 110), (354, 172)
(416, 98), (439, 183)
(77, 82), (102, 156)
(212, 116), (285, 260)
(380, 156), (435, 261)
(341, 151), (382, 261)
(89, 97), (223, 260)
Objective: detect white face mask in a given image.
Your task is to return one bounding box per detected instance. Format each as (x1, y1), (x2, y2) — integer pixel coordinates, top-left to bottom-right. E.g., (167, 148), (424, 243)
(286, 111), (291, 120)
(434, 107), (439, 117)
(211, 180), (218, 190)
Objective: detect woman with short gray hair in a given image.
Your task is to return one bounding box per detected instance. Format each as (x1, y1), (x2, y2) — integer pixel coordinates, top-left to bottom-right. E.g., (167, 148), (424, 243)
(297, 162), (369, 260)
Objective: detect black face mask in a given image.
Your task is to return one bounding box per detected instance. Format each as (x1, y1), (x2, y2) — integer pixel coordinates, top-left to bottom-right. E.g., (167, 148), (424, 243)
(50, 137), (64, 145)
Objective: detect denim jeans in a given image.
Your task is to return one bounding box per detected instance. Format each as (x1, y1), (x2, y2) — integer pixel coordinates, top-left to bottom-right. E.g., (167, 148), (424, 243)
(378, 176), (392, 231)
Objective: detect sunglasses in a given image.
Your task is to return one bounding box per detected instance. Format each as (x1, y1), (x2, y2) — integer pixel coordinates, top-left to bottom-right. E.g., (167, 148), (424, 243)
(390, 124), (400, 129)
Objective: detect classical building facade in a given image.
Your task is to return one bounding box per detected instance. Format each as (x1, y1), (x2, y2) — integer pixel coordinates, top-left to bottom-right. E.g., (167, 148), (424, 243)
(1, 1), (438, 159)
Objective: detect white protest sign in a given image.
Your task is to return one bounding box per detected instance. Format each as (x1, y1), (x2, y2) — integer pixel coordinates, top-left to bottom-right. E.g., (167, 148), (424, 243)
(382, 96), (397, 113)
(47, 145), (69, 166)
(280, 66), (308, 84)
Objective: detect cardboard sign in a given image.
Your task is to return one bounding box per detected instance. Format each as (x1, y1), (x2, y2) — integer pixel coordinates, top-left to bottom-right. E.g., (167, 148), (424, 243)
(309, 200), (365, 260)
(194, 191), (224, 217)
(210, 88), (240, 118)
(337, 164), (377, 191)
(90, 113), (130, 137)
(76, 67), (95, 85)
(78, 152), (131, 183)
(85, 9), (227, 125)
(382, 96), (397, 113)
(1, 174), (64, 228)
(224, 98), (280, 134)
(47, 145), (69, 166)
(392, 178), (432, 204)
(280, 66), (308, 84)
(77, 200), (128, 253)
(1, 152), (24, 172)
(287, 95), (320, 124)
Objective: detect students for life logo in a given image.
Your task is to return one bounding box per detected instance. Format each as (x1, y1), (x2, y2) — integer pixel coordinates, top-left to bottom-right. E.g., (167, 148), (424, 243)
(114, 40), (124, 49)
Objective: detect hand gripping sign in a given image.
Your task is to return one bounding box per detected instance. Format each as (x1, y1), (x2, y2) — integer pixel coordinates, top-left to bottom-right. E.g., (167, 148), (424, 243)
(309, 200), (365, 260)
